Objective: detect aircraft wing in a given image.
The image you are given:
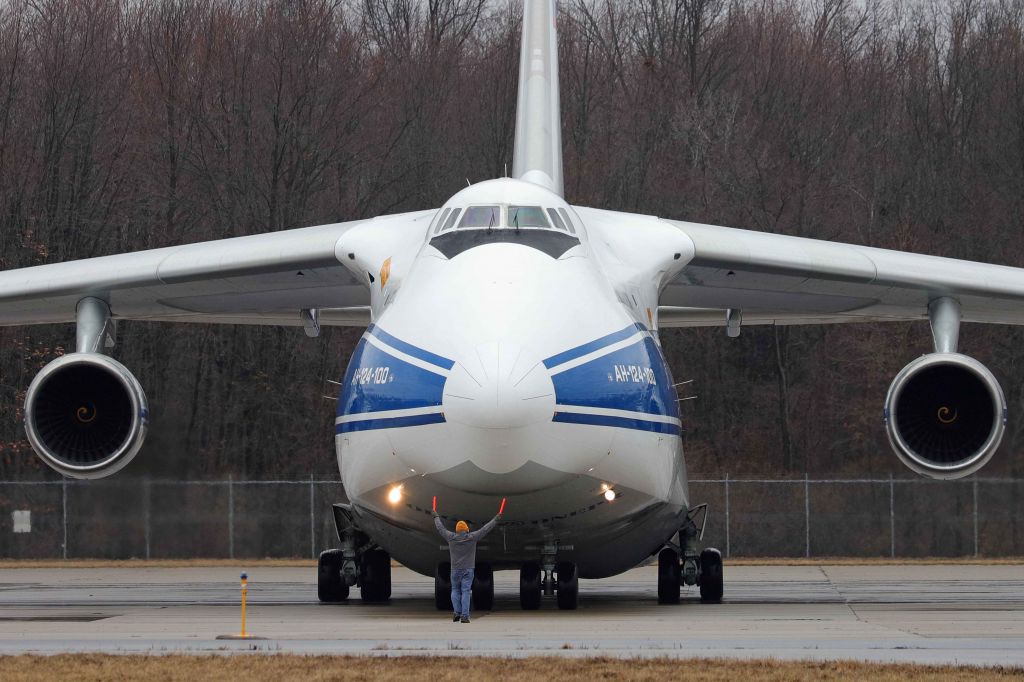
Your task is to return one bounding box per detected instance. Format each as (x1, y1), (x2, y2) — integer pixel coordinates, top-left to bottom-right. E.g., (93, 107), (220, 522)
(577, 207), (1024, 328)
(0, 210), (434, 328)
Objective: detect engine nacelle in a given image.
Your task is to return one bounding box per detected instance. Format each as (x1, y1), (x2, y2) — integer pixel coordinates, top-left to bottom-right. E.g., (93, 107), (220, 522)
(884, 353), (1006, 480)
(24, 353), (149, 479)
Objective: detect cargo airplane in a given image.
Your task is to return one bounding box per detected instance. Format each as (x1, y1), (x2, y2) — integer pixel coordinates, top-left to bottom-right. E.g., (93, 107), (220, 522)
(2, 0), (1021, 609)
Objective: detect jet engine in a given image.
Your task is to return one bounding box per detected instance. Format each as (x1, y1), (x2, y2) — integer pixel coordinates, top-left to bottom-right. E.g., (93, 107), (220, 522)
(884, 353), (1006, 480)
(23, 353), (148, 479)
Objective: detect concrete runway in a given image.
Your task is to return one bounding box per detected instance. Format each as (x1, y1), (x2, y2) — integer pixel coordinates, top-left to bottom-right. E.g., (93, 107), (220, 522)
(0, 564), (1022, 666)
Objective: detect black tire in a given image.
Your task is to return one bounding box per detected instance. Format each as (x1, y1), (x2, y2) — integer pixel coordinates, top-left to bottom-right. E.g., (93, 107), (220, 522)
(472, 563), (495, 611)
(699, 547), (723, 603)
(519, 561), (542, 610)
(434, 562), (452, 611)
(657, 548), (681, 605)
(317, 549), (349, 602)
(555, 561), (579, 610)
(359, 548), (392, 603)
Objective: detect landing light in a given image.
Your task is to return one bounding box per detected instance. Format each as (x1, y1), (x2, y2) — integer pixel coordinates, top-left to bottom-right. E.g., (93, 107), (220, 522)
(387, 485), (403, 505)
(603, 488), (616, 502)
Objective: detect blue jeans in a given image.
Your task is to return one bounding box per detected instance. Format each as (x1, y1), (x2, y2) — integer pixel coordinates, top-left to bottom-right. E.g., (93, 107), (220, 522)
(450, 567), (474, 618)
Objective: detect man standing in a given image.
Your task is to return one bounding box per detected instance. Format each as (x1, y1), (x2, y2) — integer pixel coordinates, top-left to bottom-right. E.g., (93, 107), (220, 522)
(432, 498), (504, 623)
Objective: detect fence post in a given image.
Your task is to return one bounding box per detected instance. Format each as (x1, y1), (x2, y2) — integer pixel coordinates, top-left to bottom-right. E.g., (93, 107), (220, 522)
(309, 474), (315, 560)
(61, 478), (68, 560)
(724, 474), (731, 558)
(804, 474), (810, 558)
(228, 476), (235, 560)
(973, 477), (979, 557)
(889, 474), (895, 559)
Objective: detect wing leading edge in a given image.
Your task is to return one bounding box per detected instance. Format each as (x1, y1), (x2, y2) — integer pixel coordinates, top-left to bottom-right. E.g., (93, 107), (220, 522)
(578, 206), (1024, 328)
(0, 210), (434, 328)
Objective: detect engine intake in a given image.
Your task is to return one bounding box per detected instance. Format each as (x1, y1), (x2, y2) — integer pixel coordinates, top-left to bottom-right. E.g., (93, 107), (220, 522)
(884, 353), (1005, 480)
(24, 353), (148, 479)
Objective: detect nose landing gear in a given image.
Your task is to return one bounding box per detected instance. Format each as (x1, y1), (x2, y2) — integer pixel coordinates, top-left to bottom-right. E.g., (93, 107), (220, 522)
(518, 558), (578, 609)
(658, 503), (723, 605)
(318, 503), (391, 604)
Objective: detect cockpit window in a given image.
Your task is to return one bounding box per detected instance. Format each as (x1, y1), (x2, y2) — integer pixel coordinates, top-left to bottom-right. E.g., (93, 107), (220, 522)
(433, 208), (450, 234)
(459, 206), (501, 228)
(508, 206), (549, 228)
(547, 208), (567, 232)
(558, 208), (577, 235)
(442, 208), (461, 231)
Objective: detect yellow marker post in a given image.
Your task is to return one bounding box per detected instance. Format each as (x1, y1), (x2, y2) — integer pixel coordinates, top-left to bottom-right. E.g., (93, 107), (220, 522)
(216, 570), (264, 641)
(239, 571), (248, 637)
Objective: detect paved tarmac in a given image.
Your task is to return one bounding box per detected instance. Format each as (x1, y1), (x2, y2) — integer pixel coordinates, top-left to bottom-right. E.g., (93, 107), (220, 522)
(0, 564), (1022, 666)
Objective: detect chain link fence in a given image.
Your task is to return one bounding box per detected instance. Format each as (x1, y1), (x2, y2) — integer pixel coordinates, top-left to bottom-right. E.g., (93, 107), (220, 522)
(0, 477), (1021, 560)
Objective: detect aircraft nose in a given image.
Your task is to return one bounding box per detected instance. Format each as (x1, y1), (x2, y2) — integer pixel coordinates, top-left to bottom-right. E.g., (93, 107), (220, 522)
(443, 342), (555, 430)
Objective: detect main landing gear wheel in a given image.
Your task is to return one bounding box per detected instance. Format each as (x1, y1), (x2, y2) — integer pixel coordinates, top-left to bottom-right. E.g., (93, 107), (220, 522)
(317, 549), (349, 602)
(699, 548), (724, 603)
(359, 548), (392, 603)
(434, 562), (452, 611)
(657, 548), (681, 605)
(519, 561), (541, 610)
(555, 561), (578, 610)
(472, 563), (495, 611)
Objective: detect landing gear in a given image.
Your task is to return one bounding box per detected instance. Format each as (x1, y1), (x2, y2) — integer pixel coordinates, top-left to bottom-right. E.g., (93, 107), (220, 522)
(657, 504), (724, 604)
(472, 563), (495, 611)
(519, 561), (542, 610)
(320, 503), (377, 604)
(359, 548), (392, 602)
(699, 548), (724, 603)
(519, 559), (578, 610)
(434, 562), (452, 611)
(555, 561), (578, 610)
(317, 549), (350, 602)
(657, 548), (680, 605)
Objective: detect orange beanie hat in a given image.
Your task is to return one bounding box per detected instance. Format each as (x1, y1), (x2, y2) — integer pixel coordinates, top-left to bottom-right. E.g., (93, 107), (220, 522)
(455, 520), (469, 533)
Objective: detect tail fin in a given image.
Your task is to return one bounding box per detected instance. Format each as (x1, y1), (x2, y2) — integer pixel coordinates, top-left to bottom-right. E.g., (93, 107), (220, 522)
(512, 0), (564, 197)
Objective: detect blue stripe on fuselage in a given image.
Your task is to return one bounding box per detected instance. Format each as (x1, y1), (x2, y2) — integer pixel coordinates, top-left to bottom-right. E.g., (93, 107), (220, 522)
(338, 335), (446, 422)
(367, 324), (454, 370)
(550, 336), (680, 421)
(336, 412), (446, 434)
(542, 323), (646, 369)
(552, 412), (681, 435)
(338, 323), (680, 436)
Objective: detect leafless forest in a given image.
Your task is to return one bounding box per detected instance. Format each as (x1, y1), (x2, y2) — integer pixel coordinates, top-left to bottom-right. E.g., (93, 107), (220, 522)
(1, 0), (1024, 481)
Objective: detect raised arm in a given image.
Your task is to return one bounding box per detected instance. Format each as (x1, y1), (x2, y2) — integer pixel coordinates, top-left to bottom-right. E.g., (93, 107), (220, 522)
(433, 513), (456, 542)
(468, 514), (501, 541)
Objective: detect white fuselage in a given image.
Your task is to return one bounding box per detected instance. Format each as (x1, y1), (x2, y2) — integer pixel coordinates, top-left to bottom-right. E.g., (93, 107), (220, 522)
(334, 179), (689, 578)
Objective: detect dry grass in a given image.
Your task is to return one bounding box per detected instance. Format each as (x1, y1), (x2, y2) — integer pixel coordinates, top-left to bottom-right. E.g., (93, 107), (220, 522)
(0, 557), (1021, 570)
(0, 655), (1020, 681)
